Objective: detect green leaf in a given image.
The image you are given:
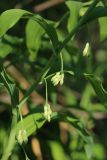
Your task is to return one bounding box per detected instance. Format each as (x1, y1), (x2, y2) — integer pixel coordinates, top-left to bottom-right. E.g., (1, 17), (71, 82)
(0, 67), (19, 106)
(99, 17), (107, 41)
(84, 74), (107, 108)
(0, 42), (13, 58)
(80, 84), (93, 110)
(64, 70), (74, 75)
(84, 6), (107, 24)
(49, 141), (67, 160)
(65, 116), (93, 145)
(101, 0), (107, 7)
(31, 15), (59, 52)
(16, 113), (45, 137)
(0, 9), (59, 53)
(52, 112), (94, 158)
(0, 9), (30, 37)
(26, 19), (44, 61)
(85, 144), (93, 159)
(52, 112), (93, 145)
(3, 34), (23, 45)
(66, 1), (82, 32)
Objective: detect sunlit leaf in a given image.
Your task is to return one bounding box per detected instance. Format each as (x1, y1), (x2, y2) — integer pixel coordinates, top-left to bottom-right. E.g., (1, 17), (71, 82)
(0, 9), (59, 53)
(0, 42), (13, 58)
(66, 1), (82, 32)
(31, 15), (59, 52)
(17, 113), (45, 137)
(0, 9), (30, 37)
(99, 17), (107, 41)
(26, 19), (44, 61)
(49, 141), (67, 160)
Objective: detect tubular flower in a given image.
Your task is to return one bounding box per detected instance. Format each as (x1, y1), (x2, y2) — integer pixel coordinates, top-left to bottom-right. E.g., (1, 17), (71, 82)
(44, 103), (52, 122)
(51, 72), (64, 86)
(83, 42), (90, 56)
(17, 129), (28, 145)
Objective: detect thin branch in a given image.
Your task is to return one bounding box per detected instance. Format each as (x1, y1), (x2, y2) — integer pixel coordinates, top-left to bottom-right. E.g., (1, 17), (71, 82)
(34, 0), (64, 13)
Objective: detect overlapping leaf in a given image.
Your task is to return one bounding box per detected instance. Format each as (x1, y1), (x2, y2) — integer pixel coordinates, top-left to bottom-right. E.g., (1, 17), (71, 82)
(52, 112), (93, 145)
(26, 19), (44, 61)
(66, 1), (82, 32)
(84, 74), (107, 108)
(0, 66), (19, 106)
(0, 42), (13, 58)
(0, 9), (59, 53)
(52, 112), (94, 158)
(83, 6), (107, 24)
(0, 9), (30, 37)
(16, 113), (46, 136)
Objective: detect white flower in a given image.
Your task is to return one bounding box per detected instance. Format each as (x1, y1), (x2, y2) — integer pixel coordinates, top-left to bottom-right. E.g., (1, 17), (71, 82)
(17, 129), (28, 145)
(44, 103), (52, 122)
(83, 42), (90, 56)
(51, 72), (64, 86)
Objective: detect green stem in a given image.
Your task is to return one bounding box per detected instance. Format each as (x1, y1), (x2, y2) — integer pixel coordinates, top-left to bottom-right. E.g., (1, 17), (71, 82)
(18, 54), (57, 109)
(1, 109), (18, 160)
(45, 78), (48, 104)
(59, 0), (99, 52)
(18, 0), (99, 110)
(60, 52), (64, 72)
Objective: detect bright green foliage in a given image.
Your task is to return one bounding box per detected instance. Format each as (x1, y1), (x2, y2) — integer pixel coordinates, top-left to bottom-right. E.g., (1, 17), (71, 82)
(0, 9), (30, 37)
(66, 1), (82, 32)
(99, 17), (107, 41)
(26, 20), (44, 61)
(0, 42), (13, 58)
(17, 113), (46, 137)
(49, 141), (67, 160)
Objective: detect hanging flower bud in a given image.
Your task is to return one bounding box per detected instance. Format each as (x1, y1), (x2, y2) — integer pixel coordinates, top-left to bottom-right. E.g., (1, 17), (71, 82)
(17, 129), (28, 145)
(44, 103), (52, 122)
(51, 72), (64, 86)
(83, 42), (90, 56)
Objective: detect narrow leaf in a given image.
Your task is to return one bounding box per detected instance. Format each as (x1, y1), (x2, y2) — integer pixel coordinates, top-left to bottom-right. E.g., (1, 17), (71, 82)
(52, 112), (93, 145)
(0, 66), (19, 106)
(84, 6), (107, 24)
(84, 74), (107, 108)
(0, 9), (30, 37)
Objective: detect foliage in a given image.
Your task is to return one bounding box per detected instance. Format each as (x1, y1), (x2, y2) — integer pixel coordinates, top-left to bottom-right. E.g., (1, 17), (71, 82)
(0, 0), (107, 159)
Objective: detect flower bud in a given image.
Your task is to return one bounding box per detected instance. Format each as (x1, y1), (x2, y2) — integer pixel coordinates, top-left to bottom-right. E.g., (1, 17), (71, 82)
(17, 129), (28, 145)
(83, 42), (90, 56)
(44, 103), (52, 122)
(51, 72), (64, 86)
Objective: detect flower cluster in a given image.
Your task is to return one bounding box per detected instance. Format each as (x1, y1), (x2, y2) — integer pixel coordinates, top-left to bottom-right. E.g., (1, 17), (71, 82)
(44, 103), (52, 122)
(51, 72), (64, 86)
(17, 129), (28, 145)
